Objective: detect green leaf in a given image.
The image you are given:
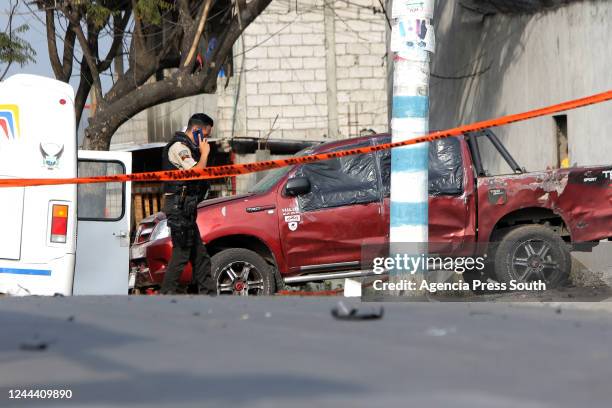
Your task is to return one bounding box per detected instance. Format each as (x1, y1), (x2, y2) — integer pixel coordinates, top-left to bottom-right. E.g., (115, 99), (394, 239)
(135, 0), (174, 25)
(0, 20), (36, 68)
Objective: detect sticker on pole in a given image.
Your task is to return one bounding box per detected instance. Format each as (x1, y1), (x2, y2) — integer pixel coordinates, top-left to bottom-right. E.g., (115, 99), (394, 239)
(392, 0), (434, 19)
(391, 18), (435, 54)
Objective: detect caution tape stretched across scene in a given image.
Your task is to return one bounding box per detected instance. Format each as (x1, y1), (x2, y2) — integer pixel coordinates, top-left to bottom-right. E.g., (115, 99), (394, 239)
(1, 90), (611, 188)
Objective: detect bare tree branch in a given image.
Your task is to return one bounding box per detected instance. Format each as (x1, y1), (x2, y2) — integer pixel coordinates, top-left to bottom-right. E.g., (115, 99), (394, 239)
(44, 8), (63, 80)
(39, 2), (75, 81)
(74, 58), (92, 128)
(98, 9), (132, 72)
(67, 12), (103, 104)
(182, 0), (214, 69)
(62, 21), (76, 80)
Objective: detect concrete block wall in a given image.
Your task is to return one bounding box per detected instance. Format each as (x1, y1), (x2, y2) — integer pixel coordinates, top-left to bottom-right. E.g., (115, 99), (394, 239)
(216, 0), (389, 142)
(112, 93), (218, 148)
(111, 110), (148, 149)
(216, 51), (247, 142)
(431, 1), (612, 172)
(333, 0), (388, 137)
(146, 93), (218, 143)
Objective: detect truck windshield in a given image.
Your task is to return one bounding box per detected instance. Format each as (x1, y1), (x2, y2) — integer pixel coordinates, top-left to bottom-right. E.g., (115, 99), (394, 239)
(249, 146), (315, 194)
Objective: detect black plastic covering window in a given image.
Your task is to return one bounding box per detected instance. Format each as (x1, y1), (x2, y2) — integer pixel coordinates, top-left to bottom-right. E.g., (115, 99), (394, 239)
(377, 136), (464, 197)
(296, 142), (379, 212)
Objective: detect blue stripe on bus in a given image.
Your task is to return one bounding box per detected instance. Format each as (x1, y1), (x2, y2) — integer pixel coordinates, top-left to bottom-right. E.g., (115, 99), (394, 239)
(0, 267), (52, 276)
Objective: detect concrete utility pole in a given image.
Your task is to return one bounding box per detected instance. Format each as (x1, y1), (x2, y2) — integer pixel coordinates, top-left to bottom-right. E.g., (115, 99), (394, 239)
(389, 1), (435, 292)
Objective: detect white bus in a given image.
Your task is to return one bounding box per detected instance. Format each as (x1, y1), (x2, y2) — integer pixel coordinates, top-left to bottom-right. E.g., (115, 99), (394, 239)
(0, 74), (131, 296)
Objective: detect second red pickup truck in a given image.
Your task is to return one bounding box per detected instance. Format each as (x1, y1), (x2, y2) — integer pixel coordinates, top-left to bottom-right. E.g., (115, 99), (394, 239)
(130, 130), (612, 295)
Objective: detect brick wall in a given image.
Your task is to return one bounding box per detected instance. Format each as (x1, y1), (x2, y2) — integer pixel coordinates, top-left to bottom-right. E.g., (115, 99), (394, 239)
(216, 0), (389, 143)
(113, 93), (218, 148)
(333, 0), (388, 137)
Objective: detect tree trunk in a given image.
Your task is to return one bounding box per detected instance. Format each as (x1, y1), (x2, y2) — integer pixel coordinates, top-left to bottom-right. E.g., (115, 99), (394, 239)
(82, 69), (218, 150)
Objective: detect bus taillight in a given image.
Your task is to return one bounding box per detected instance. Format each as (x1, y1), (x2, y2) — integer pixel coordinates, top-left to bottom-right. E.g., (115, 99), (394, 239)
(51, 204), (69, 243)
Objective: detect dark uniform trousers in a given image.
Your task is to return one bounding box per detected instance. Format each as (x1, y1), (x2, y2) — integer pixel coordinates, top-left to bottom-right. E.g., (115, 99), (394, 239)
(160, 194), (216, 294)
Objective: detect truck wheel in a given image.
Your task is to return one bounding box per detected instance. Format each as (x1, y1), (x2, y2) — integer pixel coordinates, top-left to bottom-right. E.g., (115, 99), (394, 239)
(494, 225), (570, 289)
(212, 248), (275, 296)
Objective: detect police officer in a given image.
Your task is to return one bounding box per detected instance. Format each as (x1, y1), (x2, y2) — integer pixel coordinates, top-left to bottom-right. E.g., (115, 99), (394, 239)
(160, 113), (216, 295)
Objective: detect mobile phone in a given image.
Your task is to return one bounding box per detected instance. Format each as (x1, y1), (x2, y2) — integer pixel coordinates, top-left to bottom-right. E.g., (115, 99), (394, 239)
(193, 128), (204, 146)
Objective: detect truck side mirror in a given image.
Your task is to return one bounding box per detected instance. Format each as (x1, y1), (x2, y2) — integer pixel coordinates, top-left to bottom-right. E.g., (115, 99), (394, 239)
(284, 177), (311, 196)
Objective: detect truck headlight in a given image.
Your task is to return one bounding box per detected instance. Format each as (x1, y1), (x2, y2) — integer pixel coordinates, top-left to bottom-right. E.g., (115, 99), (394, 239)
(149, 219), (170, 241)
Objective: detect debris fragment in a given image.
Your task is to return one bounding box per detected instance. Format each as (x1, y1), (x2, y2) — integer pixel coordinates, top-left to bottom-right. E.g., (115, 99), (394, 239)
(241, 313), (249, 320)
(265, 312), (272, 318)
(20, 341), (49, 352)
(331, 301), (384, 321)
(67, 315), (75, 322)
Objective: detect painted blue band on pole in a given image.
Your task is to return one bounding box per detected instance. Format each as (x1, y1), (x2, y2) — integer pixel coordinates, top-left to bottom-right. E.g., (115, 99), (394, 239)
(391, 145), (429, 172)
(390, 201), (428, 227)
(392, 96), (429, 118)
(0, 267), (52, 276)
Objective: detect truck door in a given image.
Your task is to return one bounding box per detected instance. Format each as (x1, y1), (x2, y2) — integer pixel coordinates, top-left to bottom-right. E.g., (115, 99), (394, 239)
(278, 141), (385, 274)
(73, 151), (132, 295)
(378, 136), (476, 246)
(427, 137), (476, 245)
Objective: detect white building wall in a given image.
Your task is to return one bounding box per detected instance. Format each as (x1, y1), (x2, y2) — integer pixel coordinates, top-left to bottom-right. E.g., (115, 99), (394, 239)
(333, 0), (388, 137)
(431, 0), (612, 173)
(216, 0), (389, 143)
(113, 93), (217, 149)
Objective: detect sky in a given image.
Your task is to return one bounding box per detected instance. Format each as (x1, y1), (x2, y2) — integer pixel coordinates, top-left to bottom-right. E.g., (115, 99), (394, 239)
(1, 3), (57, 79)
(1, 1), (120, 138)
(0, 2), (116, 95)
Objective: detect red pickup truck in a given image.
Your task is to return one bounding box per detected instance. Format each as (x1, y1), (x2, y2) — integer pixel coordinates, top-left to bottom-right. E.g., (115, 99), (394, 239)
(130, 131), (612, 295)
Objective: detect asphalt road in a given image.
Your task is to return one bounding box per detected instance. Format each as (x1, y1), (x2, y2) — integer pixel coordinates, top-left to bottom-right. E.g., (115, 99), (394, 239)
(1, 296), (612, 407)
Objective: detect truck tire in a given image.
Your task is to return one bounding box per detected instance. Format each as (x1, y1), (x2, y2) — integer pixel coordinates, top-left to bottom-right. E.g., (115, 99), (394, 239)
(493, 225), (570, 289)
(211, 248), (276, 296)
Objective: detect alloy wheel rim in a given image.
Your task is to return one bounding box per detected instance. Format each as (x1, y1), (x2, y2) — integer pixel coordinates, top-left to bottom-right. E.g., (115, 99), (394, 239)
(510, 239), (561, 284)
(217, 261), (265, 295)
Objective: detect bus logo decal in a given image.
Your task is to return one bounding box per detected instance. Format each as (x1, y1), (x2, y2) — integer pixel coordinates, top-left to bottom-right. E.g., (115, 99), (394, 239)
(40, 143), (64, 169)
(0, 104), (20, 140)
